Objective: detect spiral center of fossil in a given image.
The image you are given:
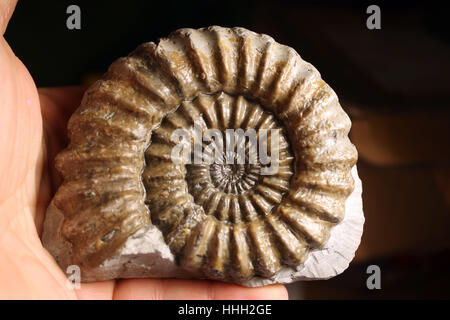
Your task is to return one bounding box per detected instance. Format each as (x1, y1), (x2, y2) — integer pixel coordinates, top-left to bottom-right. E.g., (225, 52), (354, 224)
(143, 92), (294, 223)
(213, 163), (245, 183)
(209, 162), (260, 195)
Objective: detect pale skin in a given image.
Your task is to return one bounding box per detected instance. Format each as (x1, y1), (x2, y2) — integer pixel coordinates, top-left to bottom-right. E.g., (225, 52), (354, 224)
(0, 1), (288, 299)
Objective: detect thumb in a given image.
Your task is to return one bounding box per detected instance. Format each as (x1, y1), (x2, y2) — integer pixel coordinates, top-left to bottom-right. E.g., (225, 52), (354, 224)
(0, 0), (42, 204)
(0, 0), (17, 35)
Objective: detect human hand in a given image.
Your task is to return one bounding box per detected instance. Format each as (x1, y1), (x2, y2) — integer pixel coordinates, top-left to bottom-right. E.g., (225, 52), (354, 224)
(0, 0), (288, 299)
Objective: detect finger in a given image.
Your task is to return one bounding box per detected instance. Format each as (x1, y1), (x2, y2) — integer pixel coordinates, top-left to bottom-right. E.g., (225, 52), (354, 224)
(39, 86), (87, 143)
(0, 35), (41, 204)
(39, 86), (87, 193)
(39, 86), (88, 119)
(74, 280), (116, 300)
(207, 281), (288, 300)
(0, 0), (17, 35)
(112, 278), (288, 300)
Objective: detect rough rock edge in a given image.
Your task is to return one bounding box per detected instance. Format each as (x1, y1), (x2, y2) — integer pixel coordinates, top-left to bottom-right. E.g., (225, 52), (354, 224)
(41, 166), (364, 287)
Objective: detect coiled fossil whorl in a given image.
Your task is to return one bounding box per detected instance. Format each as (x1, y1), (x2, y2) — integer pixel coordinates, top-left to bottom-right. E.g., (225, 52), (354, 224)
(49, 26), (358, 283)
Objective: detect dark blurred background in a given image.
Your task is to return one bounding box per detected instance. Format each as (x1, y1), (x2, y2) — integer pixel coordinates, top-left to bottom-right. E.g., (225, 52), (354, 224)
(5, 0), (450, 299)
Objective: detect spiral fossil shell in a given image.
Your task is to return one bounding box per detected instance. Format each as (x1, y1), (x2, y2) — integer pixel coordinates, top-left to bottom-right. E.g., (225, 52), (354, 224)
(49, 26), (358, 282)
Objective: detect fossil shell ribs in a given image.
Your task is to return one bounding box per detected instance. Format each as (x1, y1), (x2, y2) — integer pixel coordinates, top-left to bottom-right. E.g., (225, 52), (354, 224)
(53, 26), (358, 280)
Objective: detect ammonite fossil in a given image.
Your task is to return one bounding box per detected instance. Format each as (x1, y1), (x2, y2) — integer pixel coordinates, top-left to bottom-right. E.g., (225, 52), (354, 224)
(42, 26), (364, 286)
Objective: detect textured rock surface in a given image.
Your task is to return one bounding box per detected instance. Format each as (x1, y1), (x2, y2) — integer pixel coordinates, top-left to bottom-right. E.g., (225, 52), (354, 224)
(41, 26), (363, 285)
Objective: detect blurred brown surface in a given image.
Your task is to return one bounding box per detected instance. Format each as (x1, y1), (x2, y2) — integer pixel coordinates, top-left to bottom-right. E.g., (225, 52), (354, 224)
(350, 112), (450, 166)
(355, 160), (450, 261)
